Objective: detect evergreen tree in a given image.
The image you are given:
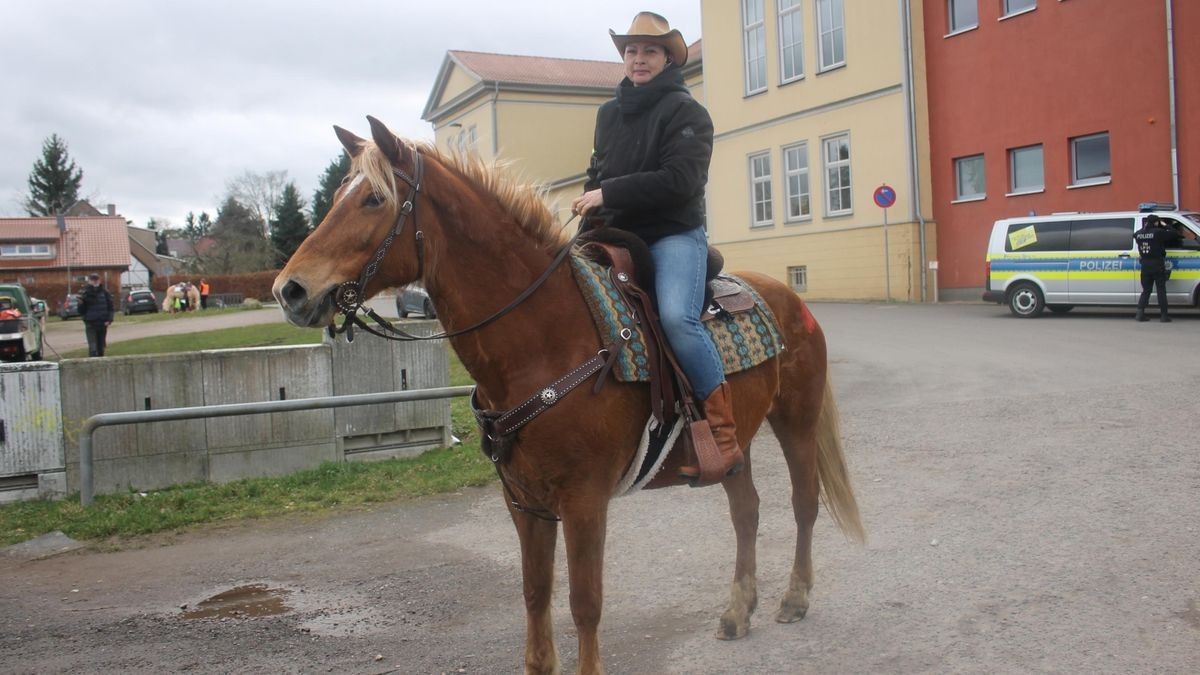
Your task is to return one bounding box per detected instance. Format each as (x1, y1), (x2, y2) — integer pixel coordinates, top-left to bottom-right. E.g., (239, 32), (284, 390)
(270, 182), (310, 266)
(207, 196), (274, 273)
(24, 134), (84, 216)
(311, 151), (351, 225)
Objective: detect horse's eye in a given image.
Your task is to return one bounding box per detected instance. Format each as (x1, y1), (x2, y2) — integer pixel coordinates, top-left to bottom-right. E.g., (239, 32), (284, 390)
(363, 193), (384, 208)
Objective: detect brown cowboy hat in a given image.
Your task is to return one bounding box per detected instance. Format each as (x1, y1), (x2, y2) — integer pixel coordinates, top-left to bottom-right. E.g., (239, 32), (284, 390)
(609, 11), (688, 66)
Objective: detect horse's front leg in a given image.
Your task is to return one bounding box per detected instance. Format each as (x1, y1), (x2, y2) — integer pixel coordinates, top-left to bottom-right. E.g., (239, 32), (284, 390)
(510, 505), (561, 675)
(560, 497), (609, 675)
(718, 452), (759, 639)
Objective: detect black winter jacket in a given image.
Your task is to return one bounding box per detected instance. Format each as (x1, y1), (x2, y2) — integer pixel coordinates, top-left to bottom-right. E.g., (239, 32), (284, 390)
(584, 65), (713, 243)
(78, 284), (114, 323)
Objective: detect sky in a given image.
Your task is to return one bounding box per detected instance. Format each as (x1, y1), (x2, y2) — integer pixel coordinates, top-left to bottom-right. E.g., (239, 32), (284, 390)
(0, 1), (701, 229)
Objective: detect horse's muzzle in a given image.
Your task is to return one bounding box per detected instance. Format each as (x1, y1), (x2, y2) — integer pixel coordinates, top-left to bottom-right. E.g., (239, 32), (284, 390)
(274, 278), (334, 328)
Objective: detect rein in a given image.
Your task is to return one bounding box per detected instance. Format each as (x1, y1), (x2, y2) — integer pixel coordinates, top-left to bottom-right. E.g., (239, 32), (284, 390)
(326, 149), (580, 344)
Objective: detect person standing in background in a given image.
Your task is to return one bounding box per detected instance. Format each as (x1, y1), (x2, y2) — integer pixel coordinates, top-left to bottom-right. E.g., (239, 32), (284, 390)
(200, 278), (210, 310)
(1133, 215), (1182, 322)
(78, 273), (114, 356)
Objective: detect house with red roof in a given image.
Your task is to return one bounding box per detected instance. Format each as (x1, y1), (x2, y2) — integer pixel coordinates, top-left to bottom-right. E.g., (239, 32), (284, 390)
(0, 203), (132, 307)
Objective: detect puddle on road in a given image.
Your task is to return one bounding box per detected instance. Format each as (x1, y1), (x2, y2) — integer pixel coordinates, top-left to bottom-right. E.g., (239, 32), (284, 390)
(181, 584), (292, 620)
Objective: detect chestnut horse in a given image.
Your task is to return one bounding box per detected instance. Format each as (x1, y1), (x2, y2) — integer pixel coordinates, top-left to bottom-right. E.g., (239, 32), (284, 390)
(274, 117), (864, 674)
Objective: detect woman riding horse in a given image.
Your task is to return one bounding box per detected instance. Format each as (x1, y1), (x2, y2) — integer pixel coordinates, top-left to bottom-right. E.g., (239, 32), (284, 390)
(571, 12), (741, 484)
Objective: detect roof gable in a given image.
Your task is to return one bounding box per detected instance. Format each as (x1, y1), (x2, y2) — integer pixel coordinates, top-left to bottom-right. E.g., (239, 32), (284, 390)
(423, 50), (626, 122)
(0, 216), (130, 268)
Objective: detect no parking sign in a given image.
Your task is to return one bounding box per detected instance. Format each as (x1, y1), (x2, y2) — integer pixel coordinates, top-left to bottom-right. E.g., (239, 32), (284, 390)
(875, 184), (898, 301)
(873, 184), (897, 209)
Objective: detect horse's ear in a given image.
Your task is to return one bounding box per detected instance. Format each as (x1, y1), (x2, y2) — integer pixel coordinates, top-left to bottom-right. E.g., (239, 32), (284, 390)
(334, 125), (366, 158)
(367, 115), (404, 165)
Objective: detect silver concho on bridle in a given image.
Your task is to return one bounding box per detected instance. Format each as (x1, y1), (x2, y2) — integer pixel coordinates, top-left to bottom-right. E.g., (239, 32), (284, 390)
(539, 388), (559, 406)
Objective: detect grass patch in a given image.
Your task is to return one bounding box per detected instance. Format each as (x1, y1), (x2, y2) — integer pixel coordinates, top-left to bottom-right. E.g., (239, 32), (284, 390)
(0, 442), (492, 547)
(60, 323), (323, 358)
(1, 325), (492, 547)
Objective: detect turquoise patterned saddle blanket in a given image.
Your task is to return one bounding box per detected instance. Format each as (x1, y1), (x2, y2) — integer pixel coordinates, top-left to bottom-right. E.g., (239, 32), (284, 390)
(569, 250), (785, 383)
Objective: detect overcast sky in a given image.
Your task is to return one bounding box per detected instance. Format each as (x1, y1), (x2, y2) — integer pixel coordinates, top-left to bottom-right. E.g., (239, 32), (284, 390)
(0, 1), (700, 229)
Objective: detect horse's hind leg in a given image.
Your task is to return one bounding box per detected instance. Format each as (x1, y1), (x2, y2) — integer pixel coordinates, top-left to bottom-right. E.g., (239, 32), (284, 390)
(767, 391), (822, 623)
(717, 453), (760, 639)
(509, 508), (561, 675)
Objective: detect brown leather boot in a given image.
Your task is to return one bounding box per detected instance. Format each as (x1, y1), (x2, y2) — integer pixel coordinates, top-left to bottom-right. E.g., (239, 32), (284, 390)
(679, 381), (745, 485)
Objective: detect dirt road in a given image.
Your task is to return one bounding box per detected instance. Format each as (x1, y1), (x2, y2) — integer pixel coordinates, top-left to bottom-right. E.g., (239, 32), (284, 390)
(3, 303), (1197, 673)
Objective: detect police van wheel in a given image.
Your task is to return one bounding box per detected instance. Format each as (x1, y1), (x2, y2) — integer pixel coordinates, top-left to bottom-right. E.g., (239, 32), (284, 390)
(1007, 283), (1045, 318)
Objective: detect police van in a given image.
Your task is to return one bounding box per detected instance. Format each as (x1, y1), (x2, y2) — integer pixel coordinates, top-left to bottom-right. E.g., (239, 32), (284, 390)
(983, 203), (1200, 317)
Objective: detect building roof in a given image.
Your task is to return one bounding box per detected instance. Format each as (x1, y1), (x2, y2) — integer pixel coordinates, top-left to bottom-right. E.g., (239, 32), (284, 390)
(448, 50), (626, 88)
(424, 41), (703, 122)
(0, 216), (130, 268)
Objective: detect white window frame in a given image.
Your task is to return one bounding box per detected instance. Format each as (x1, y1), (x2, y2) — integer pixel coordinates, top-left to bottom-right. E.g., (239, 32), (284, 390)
(815, 0), (846, 72)
(953, 154), (986, 202)
(0, 243), (53, 258)
(788, 265), (808, 293)
(947, 0), (979, 34)
(1070, 132), (1111, 187)
(783, 142), (812, 222)
(742, 0), (767, 95)
(1008, 144), (1044, 195)
(822, 132), (853, 216)
(778, 0), (805, 84)
(749, 151), (774, 228)
(1002, 0), (1036, 18)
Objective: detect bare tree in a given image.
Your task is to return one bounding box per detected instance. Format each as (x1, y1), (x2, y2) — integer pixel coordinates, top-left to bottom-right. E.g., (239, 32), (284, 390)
(225, 170), (288, 236)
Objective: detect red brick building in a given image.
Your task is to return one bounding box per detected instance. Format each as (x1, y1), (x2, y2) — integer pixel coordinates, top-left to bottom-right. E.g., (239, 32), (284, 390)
(0, 213), (130, 309)
(924, 0), (1200, 297)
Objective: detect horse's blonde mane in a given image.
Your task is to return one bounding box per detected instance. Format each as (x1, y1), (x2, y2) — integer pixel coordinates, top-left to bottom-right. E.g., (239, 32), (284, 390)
(352, 142), (567, 250)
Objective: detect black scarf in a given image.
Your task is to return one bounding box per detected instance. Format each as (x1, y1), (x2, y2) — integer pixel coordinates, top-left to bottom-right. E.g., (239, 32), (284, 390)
(616, 64), (688, 115)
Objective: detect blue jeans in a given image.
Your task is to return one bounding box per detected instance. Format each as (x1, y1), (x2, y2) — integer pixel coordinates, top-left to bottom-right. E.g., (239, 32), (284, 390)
(648, 227), (724, 400)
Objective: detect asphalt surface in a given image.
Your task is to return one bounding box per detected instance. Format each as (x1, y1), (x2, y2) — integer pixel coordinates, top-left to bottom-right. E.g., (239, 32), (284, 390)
(2, 302), (1198, 673)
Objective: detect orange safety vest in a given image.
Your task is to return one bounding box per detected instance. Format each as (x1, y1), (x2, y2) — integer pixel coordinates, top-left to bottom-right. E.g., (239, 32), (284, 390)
(200, 281), (210, 295)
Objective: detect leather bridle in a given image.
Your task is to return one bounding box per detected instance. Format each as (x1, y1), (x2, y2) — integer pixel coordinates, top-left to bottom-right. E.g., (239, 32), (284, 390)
(326, 148), (579, 343)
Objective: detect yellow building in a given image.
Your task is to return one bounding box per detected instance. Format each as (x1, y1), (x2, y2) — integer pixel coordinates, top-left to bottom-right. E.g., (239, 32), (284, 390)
(700, 0), (935, 301)
(422, 45), (703, 225)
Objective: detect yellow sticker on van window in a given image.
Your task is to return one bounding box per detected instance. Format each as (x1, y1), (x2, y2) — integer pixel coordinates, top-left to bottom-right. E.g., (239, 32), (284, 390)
(1008, 225), (1039, 251)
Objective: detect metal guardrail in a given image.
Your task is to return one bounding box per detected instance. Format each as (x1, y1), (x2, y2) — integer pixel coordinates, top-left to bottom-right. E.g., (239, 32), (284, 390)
(79, 385), (475, 506)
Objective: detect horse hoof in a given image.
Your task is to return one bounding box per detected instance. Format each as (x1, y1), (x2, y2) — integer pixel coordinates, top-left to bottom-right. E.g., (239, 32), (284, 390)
(774, 603), (809, 623)
(716, 613), (749, 640)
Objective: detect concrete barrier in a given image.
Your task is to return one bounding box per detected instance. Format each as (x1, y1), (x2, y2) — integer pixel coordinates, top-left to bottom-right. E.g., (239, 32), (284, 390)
(1, 319), (454, 500)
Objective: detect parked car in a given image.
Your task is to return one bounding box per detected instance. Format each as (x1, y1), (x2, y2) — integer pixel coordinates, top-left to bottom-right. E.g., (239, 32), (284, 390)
(395, 284), (436, 318)
(0, 283), (45, 362)
(58, 294), (82, 319)
(122, 288), (159, 315)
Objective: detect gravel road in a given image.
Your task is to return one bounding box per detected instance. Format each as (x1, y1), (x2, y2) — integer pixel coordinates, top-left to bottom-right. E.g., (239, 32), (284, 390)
(2, 302), (1197, 674)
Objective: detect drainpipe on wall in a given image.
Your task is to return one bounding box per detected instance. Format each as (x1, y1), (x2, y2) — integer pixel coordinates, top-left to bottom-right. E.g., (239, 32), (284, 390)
(900, 0), (928, 302)
(1166, 0), (1180, 205)
(491, 81), (500, 157)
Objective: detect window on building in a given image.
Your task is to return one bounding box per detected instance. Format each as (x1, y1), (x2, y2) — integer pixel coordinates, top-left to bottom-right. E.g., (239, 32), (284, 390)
(1003, 0), (1036, 17)
(0, 243), (53, 258)
(778, 0), (805, 83)
(788, 265), (808, 292)
(749, 151), (774, 227)
(743, 0), (767, 94)
(954, 154), (986, 201)
(823, 133), (852, 215)
(1071, 132), (1110, 186)
(1009, 144), (1044, 194)
(783, 142), (811, 221)
(816, 0), (845, 71)
(948, 0), (978, 33)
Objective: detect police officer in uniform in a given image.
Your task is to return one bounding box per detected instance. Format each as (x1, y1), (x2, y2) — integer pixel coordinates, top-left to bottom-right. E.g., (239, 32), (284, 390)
(1133, 215), (1182, 322)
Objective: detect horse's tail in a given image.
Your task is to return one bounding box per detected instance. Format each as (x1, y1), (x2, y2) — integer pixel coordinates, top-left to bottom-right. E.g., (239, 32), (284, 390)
(815, 377), (866, 543)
